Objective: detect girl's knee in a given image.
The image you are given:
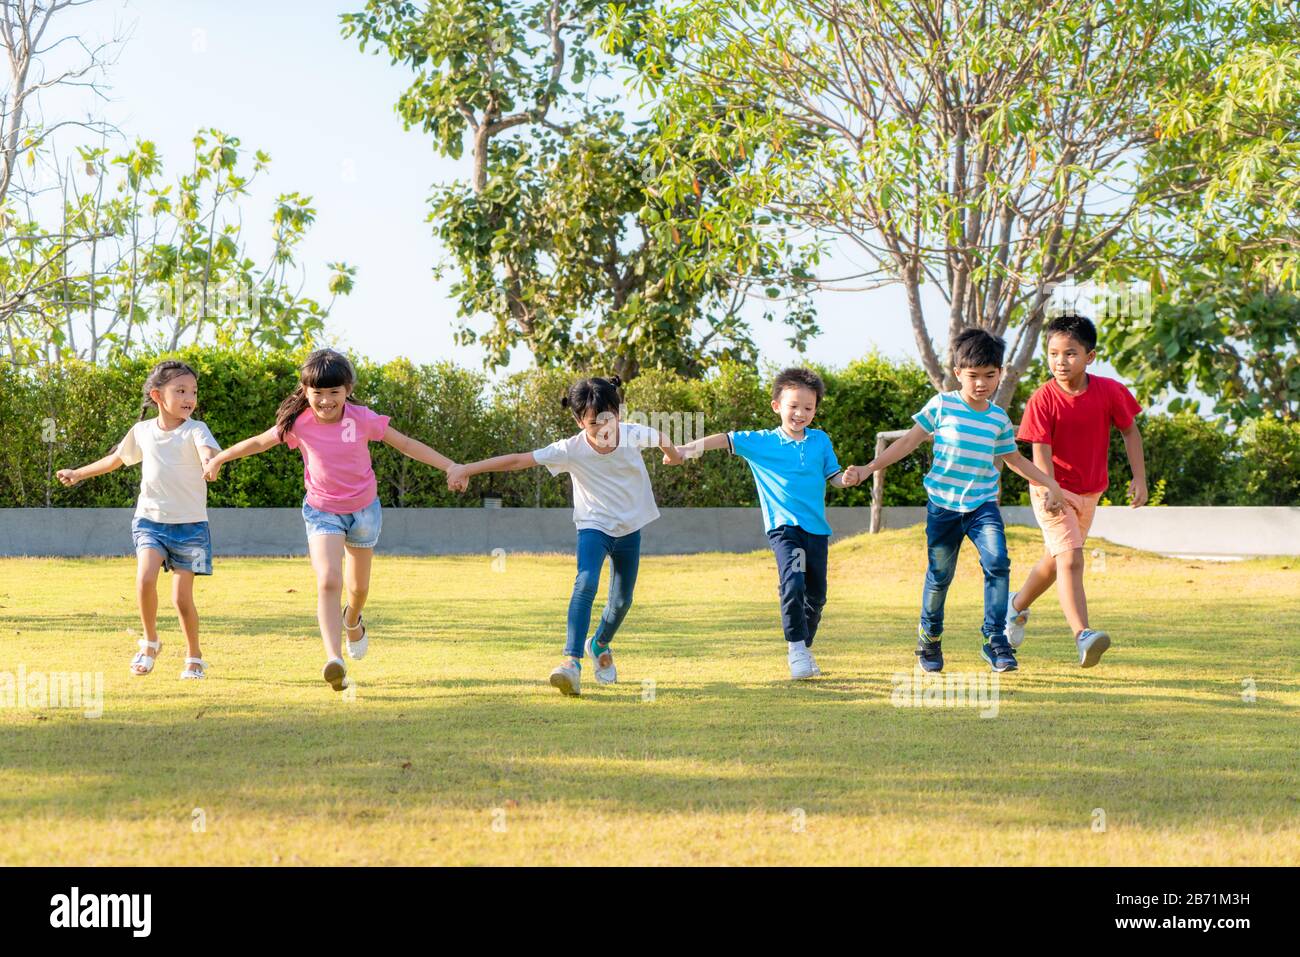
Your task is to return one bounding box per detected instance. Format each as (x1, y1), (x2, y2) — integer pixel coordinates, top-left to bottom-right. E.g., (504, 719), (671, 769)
(317, 572), (343, 594)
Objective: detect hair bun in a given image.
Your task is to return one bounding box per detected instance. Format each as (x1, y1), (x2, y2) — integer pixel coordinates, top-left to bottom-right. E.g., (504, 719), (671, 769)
(560, 395), (571, 408)
(607, 374), (622, 389)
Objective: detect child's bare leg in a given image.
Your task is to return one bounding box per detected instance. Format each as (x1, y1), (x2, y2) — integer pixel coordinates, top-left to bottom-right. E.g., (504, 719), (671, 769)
(134, 548), (165, 673)
(1013, 549), (1057, 612)
(343, 545), (373, 629)
(1054, 547), (1089, 635)
(308, 534), (346, 660)
(172, 570), (202, 673)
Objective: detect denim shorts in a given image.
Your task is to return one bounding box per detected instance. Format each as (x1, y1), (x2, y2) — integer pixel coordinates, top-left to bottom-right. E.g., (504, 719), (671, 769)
(301, 496), (382, 548)
(131, 517), (213, 576)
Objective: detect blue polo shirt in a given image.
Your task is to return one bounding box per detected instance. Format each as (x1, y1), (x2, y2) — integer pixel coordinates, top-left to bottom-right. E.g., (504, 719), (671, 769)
(728, 427), (842, 535)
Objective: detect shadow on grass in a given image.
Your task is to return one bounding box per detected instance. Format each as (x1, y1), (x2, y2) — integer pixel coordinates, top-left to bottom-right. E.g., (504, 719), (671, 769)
(2, 675), (1296, 832)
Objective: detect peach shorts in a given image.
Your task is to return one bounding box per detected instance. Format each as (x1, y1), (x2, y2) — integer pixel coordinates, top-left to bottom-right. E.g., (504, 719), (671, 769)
(1030, 484), (1102, 556)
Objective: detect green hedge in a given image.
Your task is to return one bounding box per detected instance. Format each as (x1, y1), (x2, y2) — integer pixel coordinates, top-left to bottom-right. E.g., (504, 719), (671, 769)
(2, 347), (1295, 508)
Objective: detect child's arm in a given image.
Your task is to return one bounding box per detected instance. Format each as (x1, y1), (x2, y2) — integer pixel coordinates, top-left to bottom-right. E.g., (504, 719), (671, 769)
(1119, 422), (1148, 507)
(203, 427), (281, 480)
(677, 432), (731, 460)
(660, 433), (684, 466)
(829, 465), (863, 488)
(446, 452), (538, 492)
(861, 424), (929, 476)
(383, 427), (458, 474)
(56, 451), (125, 486)
(998, 449), (1065, 511)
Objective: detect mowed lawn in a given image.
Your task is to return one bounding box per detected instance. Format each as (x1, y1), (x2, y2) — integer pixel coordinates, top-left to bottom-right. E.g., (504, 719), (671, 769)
(1, 526), (1297, 866)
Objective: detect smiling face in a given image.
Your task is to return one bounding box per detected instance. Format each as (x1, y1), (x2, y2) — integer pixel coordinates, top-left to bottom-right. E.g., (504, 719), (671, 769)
(954, 364), (1002, 406)
(576, 408), (620, 451)
(150, 374), (198, 422)
(305, 384), (351, 422)
(772, 385), (818, 436)
(1046, 331), (1095, 387)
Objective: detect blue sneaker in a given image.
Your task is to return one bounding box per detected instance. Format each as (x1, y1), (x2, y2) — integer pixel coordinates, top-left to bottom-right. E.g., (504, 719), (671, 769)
(981, 636), (1018, 672)
(1077, 629), (1111, 668)
(915, 623), (944, 673)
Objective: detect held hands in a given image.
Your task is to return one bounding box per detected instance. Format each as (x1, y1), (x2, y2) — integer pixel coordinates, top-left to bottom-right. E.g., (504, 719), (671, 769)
(1128, 477), (1149, 508)
(663, 446), (688, 466)
(446, 464), (469, 493)
(202, 458), (223, 482)
(840, 464), (864, 487)
(56, 468), (80, 487)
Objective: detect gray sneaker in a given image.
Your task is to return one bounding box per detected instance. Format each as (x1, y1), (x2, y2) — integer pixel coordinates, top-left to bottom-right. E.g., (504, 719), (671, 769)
(549, 660), (581, 696)
(1006, 592), (1029, 648)
(1077, 629), (1111, 668)
(585, 636), (617, 685)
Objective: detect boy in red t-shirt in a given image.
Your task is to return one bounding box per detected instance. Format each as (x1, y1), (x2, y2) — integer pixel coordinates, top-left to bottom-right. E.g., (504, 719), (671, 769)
(1006, 315), (1149, 667)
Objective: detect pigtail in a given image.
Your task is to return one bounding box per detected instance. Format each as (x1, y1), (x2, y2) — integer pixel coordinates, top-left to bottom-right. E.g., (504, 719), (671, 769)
(275, 384), (311, 441)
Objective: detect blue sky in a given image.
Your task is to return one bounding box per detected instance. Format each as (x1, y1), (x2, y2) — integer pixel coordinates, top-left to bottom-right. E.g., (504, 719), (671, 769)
(51, 0), (1133, 389)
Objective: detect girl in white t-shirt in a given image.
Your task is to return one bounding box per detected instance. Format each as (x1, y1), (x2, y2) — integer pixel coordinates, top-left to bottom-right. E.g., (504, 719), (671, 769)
(57, 360), (222, 679)
(448, 375), (683, 697)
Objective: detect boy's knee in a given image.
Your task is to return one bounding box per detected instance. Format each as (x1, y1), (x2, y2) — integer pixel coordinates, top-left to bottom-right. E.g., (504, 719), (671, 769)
(1057, 548), (1084, 571)
(572, 572), (598, 600)
(608, 595), (632, 617)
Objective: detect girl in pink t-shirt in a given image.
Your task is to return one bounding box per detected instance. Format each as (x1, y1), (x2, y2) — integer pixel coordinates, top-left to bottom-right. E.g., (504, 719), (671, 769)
(205, 349), (460, 691)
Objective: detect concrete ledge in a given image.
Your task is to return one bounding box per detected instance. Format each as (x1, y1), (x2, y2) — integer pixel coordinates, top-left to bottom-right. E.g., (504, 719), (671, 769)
(0, 506), (1296, 558)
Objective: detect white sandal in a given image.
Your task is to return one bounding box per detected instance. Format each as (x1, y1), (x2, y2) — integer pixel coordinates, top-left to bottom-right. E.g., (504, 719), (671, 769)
(180, 657), (207, 679)
(322, 657), (350, 692)
(130, 638), (161, 676)
(342, 604), (369, 660)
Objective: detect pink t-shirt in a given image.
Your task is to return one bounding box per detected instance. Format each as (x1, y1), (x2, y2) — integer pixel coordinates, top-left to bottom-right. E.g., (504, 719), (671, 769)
(283, 403), (390, 514)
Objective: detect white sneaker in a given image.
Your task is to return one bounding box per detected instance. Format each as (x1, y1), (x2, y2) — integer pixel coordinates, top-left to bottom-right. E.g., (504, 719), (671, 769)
(788, 641), (817, 680)
(549, 660), (581, 696)
(585, 636), (617, 685)
(1077, 629), (1111, 668)
(1006, 592), (1030, 649)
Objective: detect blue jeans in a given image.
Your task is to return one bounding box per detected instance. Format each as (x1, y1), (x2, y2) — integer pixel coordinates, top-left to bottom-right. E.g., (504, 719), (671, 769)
(920, 500), (1010, 641)
(767, 525), (829, 646)
(131, 517), (212, 576)
(566, 528), (641, 659)
(301, 496), (382, 548)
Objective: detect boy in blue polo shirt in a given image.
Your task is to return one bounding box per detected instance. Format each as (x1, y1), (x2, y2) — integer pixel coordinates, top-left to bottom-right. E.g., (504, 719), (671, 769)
(675, 368), (862, 679)
(862, 330), (1066, 673)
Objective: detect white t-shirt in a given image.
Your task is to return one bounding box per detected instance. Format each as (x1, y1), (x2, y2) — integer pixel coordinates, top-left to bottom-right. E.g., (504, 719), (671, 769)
(532, 422), (662, 537)
(116, 418), (222, 524)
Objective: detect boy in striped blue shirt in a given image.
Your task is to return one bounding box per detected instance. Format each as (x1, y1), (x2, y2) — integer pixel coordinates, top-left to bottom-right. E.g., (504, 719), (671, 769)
(863, 330), (1065, 673)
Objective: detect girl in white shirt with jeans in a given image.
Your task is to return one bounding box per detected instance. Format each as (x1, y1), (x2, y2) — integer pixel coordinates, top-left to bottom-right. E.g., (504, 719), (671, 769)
(448, 375), (683, 696)
(57, 360), (222, 679)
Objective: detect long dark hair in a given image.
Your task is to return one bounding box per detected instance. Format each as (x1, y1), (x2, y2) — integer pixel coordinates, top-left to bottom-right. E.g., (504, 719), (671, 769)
(275, 349), (359, 440)
(560, 374), (623, 422)
(140, 360), (199, 420)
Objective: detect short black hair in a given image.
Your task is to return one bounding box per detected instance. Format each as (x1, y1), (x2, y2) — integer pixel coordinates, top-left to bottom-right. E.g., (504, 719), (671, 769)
(1044, 314), (1097, 352)
(772, 367), (825, 406)
(951, 329), (1006, 370)
(561, 375), (623, 420)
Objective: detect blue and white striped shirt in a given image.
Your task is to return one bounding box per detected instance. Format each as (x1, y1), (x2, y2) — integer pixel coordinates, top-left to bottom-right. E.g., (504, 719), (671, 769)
(912, 392), (1017, 512)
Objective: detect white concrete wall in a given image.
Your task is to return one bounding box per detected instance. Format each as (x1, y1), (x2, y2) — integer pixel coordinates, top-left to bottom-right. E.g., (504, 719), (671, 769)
(1, 506), (1296, 558)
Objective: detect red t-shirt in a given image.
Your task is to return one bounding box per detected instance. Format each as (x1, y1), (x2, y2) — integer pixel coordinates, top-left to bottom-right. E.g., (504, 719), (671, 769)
(1016, 375), (1142, 495)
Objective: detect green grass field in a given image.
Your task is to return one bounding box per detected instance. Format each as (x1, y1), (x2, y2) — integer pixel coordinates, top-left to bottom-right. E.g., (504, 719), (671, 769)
(1, 526), (1297, 866)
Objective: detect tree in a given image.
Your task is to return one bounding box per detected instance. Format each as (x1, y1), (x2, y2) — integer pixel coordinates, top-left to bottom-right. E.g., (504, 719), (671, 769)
(342, 0), (817, 379)
(611, 0), (1220, 404)
(2, 130), (356, 366)
(1095, 0), (1299, 421)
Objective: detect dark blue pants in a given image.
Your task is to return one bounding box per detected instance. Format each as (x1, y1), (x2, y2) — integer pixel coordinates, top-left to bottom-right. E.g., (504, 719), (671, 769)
(920, 500), (1010, 641)
(767, 524), (829, 646)
(566, 528), (641, 658)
